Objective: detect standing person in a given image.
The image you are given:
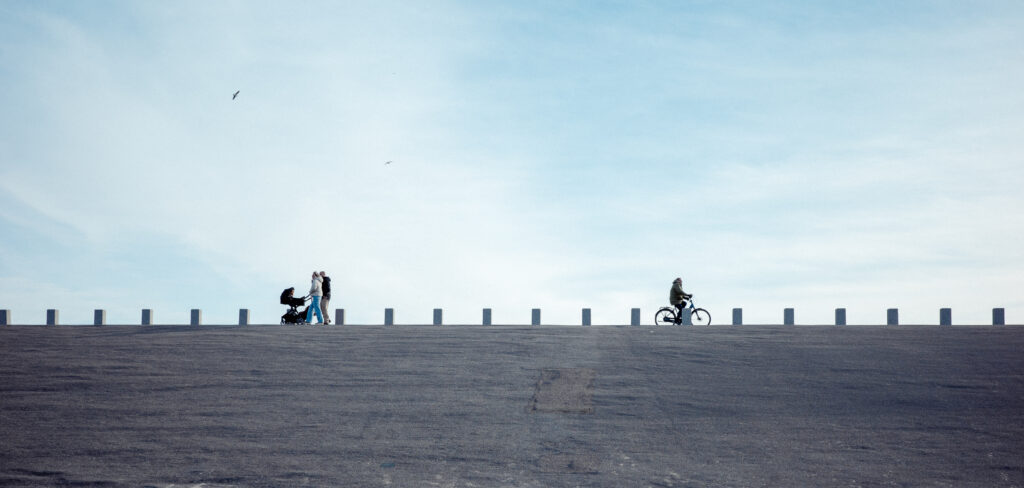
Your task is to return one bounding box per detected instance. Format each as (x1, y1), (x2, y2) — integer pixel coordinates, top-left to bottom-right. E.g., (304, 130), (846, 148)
(319, 271), (332, 325)
(306, 271), (324, 325)
(669, 277), (692, 325)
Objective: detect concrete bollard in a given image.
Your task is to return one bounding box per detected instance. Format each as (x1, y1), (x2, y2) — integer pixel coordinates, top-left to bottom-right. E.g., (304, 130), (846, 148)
(940, 308), (952, 326)
(483, 308), (492, 326)
(582, 308), (591, 326)
(784, 308), (795, 326)
(142, 309), (153, 325)
(385, 308), (394, 326)
(190, 309), (202, 326)
(336, 309), (345, 325)
(532, 309), (541, 326)
(993, 308), (1005, 326)
(433, 308), (443, 326)
(0, 310), (9, 326)
(835, 308), (847, 326)
(238, 309), (250, 326)
(94, 310), (106, 326)
(630, 308), (640, 326)
(887, 308), (899, 326)
(732, 308), (742, 326)
(681, 310), (692, 326)
(47, 309), (59, 326)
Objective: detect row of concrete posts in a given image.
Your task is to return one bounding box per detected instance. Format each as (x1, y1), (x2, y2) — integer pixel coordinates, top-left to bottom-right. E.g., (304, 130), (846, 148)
(746, 307), (1006, 326)
(0, 308), (1010, 326)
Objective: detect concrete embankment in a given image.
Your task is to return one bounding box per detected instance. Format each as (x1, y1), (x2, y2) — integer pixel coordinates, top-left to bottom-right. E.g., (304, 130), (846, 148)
(2, 325), (1023, 487)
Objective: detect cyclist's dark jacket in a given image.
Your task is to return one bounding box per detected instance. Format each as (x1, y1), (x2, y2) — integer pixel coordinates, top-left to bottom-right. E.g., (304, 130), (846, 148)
(670, 283), (689, 305)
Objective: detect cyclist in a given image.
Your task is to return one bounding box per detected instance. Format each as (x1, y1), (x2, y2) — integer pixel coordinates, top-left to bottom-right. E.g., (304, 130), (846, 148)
(669, 277), (692, 324)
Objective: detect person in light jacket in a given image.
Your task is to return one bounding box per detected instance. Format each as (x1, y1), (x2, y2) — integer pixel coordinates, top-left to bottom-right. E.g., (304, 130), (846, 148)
(306, 271), (324, 324)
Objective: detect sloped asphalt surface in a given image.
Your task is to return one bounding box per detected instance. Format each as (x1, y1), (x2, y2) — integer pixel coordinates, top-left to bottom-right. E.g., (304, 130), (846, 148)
(1, 324), (1023, 487)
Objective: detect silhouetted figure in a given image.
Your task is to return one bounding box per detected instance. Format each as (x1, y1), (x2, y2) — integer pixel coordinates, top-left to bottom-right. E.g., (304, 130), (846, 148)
(319, 271), (332, 325)
(670, 277), (692, 324)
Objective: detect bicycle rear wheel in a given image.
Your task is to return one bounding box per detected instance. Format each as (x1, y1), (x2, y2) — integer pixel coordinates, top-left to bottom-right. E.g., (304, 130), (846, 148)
(654, 308), (677, 326)
(691, 308), (711, 326)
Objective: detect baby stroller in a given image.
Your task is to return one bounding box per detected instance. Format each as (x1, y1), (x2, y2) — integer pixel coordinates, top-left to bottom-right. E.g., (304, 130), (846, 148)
(280, 287), (310, 324)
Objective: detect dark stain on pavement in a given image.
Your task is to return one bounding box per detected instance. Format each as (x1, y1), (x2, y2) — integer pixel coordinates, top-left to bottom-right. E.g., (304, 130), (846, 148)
(530, 368), (596, 414)
(537, 453), (600, 474)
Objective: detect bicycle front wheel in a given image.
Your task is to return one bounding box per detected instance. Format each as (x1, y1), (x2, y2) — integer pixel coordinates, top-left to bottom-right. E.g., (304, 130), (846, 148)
(691, 308), (711, 326)
(654, 308), (677, 326)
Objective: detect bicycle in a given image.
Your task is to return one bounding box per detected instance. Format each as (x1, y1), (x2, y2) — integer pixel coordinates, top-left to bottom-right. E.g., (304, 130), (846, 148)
(655, 299), (711, 326)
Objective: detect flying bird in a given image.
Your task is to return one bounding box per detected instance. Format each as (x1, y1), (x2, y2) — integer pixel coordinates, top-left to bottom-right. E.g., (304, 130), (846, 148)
(385, 161), (393, 165)
(232, 90), (240, 100)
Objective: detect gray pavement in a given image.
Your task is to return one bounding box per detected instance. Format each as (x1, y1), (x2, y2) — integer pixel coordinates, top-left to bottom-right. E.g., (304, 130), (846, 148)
(1, 324), (1023, 487)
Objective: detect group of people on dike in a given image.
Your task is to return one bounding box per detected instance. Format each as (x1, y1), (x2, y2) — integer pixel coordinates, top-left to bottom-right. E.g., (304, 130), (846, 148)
(284, 274), (691, 326)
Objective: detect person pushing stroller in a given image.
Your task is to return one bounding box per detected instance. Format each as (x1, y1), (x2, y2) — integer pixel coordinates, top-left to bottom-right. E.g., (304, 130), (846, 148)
(305, 271), (325, 325)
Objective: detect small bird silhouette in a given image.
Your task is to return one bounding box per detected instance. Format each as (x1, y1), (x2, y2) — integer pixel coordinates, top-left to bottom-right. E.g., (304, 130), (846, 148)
(232, 90), (240, 100)
(385, 161), (392, 165)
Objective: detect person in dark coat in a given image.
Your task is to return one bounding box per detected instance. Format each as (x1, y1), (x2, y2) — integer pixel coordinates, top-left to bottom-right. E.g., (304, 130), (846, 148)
(670, 277), (692, 324)
(319, 271), (332, 325)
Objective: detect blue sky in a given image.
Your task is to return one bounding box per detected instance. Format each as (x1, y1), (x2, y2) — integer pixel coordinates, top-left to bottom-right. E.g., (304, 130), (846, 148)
(1, 1), (1022, 325)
